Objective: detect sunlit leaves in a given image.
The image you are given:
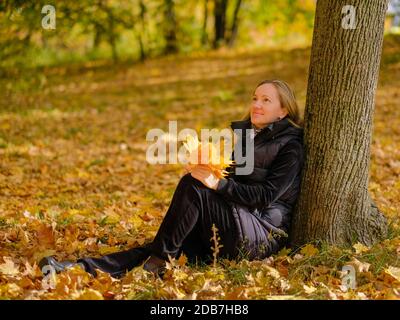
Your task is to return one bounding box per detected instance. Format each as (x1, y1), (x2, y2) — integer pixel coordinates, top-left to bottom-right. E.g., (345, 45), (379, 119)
(183, 134), (234, 178)
(300, 244), (319, 257)
(0, 30), (399, 300)
(0, 257), (19, 276)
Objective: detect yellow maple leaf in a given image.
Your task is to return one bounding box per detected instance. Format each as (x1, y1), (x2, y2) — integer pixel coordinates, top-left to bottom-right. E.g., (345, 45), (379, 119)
(303, 284), (317, 294)
(265, 266), (281, 279)
(36, 223), (55, 247)
(0, 283), (23, 298)
(353, 242), (370, 254)
(75, 288), (104, 300)
(129, 214), (144, 230)
(277, 247), (292, 257)
(98, 246), (120, 255)
(0, 257), (19, 276)
(385, 266), (400, 282)
(102, 206), (121, 224)
(177, 253), (188, 267)
(182, 134), (199, 155)
(347, 257), (370, 273)
(300, 244), (319, 257)
(182, 134), (234, 179)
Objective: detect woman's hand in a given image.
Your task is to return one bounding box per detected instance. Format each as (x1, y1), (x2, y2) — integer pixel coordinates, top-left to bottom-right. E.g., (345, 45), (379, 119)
(185, 164), (221, 190)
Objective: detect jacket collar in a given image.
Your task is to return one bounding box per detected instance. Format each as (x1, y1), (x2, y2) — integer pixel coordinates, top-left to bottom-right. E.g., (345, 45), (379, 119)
(252, 122), (274, 133)
(230, 114), (294, 141)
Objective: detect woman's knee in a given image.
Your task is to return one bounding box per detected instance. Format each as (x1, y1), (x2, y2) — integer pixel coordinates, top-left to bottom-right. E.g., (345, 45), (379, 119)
(180, 172), (195, 184)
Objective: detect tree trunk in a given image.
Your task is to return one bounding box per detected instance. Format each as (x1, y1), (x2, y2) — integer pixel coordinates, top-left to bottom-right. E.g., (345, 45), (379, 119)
(93, 23), (103, 49)
(137, 0), (147, 61)
(201, 0), (209, 46)
(163, 0), (178, 54)
(213, 0), (228, 48)
(105, 8), (118, 62)
(290, 0), (389, 248)
(227, 0), (242, 48)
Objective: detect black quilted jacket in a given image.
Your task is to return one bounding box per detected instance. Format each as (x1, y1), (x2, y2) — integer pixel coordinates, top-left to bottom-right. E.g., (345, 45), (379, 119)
(215, 114), (305, 242)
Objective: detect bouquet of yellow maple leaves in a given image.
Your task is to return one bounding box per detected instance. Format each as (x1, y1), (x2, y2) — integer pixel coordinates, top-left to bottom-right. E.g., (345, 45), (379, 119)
(182, 134), (235, 179)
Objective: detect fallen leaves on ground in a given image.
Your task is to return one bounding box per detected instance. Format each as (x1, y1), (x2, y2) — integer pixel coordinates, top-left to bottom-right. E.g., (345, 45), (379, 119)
(1, 40), (400, 300)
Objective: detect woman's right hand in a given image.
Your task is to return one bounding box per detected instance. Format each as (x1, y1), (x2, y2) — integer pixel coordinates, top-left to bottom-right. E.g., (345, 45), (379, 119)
(184, 164), (194, 174)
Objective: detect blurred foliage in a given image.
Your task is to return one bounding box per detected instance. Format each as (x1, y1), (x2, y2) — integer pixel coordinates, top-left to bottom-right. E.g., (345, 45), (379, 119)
(0, 0), (316, 72)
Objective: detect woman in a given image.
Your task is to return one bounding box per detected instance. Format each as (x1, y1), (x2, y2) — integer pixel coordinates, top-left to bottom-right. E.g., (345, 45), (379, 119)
(39, 79), (305, 279)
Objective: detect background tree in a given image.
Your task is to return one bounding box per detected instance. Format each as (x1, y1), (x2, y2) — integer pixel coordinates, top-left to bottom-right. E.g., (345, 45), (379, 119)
(213, 0), (228, 48)
(0, 0), (317, 69)
(291, 0), (389, 247)
(136, 0), (147, 61)
(227, 0), (242, 47)
(161, 0), (178, 54)
(201, 0), (209, 46)
(0, 1), (44, 63)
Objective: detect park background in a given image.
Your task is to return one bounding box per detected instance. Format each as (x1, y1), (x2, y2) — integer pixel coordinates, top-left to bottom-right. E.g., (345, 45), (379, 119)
(0, 0), (400, 299)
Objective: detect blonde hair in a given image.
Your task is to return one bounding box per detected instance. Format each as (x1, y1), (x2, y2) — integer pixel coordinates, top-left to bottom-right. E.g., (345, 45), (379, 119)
(242, 79), (303, 128)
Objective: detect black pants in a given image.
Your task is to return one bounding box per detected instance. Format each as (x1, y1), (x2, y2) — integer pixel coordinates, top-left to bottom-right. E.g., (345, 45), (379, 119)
(77, 173), (240, 278)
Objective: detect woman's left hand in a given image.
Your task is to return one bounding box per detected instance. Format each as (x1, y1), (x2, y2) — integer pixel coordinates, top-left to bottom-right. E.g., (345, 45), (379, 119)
(189, 164), (221, 190)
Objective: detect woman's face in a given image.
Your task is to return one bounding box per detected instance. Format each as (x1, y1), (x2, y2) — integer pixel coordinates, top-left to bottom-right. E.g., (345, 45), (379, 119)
(250, 83), (288, 129)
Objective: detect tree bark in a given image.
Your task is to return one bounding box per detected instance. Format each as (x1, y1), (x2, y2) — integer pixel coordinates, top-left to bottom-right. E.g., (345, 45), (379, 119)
(213, 0), (228, 48)
(107, 15), (118, 62)
(201, 0), (209, 46)
(93, 23), (103, 49)
(227, 0), (242, 48)
(163, 0), (178, 54)
(291, 0), (389, 247)
(137, 0), (147, 61)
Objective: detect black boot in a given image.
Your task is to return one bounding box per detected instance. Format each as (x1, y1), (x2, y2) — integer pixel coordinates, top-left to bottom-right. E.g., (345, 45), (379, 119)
(39, 256), (86, 275)
(143, 255), (167, 278)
